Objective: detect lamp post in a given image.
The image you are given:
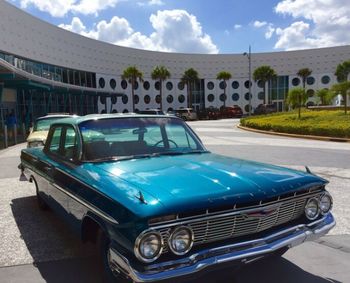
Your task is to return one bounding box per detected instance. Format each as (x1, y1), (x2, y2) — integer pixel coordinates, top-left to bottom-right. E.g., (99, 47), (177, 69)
(243, 45), (252, 116)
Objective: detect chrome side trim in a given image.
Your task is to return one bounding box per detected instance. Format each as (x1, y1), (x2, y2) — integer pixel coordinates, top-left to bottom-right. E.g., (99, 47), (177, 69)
(52, 183), (119, 225)
(109, 213), (335, 282)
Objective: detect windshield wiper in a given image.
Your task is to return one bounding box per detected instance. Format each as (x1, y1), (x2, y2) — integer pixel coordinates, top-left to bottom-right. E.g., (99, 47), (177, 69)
(87, 154), (153, 163)
(155, 150), (209, 156)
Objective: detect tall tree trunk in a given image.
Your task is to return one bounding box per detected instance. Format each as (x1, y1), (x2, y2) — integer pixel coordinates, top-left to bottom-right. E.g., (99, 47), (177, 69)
(189, 82), (192, 108)
(299, 80), (305, 119)
(159, 79), (163, 111)
(345, 92), (348, 115)
(263, 82), (266, 105)
(131, 79), (135, 112)
(223, 82), (226, 108)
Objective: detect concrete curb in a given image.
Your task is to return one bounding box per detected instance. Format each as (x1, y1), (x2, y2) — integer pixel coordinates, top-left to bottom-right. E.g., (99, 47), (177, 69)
(237, 125), (350, 143)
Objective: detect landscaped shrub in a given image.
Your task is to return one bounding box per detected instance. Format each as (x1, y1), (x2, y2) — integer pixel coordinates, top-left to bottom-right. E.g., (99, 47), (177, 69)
(240, 110), (350, 138)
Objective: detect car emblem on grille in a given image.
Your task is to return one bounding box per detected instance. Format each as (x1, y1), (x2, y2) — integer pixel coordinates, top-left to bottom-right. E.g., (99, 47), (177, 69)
(242, 206), (279, 219)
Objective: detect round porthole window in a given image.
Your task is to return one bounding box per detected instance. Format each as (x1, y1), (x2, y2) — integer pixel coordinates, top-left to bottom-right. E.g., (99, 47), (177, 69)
(109, 79), (116, 90)
(232, 93), (239, 101)
(143, 81), (150, 90)
(207, 82), (214, 90)
(99, 78), (105, 88)
(121, 80), (128, 90)
(232, 81), (239, 89)
(207, 94), (214, 102)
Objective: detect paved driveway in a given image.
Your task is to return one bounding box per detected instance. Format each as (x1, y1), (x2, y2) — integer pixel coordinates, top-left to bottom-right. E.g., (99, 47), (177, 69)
(0, 119), (349, 282)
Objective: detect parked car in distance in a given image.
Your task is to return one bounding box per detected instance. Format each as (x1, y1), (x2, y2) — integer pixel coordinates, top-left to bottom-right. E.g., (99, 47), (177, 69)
(254, 104), (277, 115)
(197, 107), (221, 120)
(175, 108), (198, 121)
(20, 113), (335, 282)
(220, 105), (243, 118)
(207, 107), (221, 120)
(26, 114), (75, 148)
(138, 109), (165, 115)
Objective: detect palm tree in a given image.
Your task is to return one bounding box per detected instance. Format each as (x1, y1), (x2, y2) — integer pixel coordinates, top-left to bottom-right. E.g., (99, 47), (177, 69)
(330, 81), (350, 114)
(253, 65), (277, 105)
(297, 68), (312, 119)
(334, 60), (350, 114)
(335, 60), (350, 82)
(316, 88), (332, 105)
(121, 66), (143, 112)
(216, 71), (232, 107)
(181, 68), (199, 108)
(151, 66), (171, 111)
(286, 87), (308, 116)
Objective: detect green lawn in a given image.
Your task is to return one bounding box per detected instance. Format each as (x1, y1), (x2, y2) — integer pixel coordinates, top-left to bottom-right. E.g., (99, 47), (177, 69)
(240, 110), (350, 138)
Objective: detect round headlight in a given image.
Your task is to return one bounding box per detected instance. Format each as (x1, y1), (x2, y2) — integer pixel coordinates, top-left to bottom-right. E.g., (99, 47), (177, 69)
(320, 193), (333, 214)
(168, 226), (194, 255)
(305, 198), (320, 220)
(135, 231), (163, 263)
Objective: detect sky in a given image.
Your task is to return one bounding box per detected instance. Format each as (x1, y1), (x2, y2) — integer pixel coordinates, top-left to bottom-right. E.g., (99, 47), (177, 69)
(8, 0), (350, 54)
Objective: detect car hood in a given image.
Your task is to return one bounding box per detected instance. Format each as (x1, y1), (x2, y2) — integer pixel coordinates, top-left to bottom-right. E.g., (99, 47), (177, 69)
(95, 153), (327, 217)
(26, 131), (48, 142)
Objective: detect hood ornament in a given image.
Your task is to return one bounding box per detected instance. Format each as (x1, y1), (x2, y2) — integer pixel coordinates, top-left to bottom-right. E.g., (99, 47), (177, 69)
(136, 191), (147, 204)
(305, 166), (312, 174)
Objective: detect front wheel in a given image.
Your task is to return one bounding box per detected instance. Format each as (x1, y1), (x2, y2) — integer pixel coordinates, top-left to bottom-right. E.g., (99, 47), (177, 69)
(97, 229), (128, 283)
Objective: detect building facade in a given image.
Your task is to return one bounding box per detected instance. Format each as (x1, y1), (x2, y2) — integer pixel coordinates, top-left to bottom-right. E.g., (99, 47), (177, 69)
(0, 1), (350, 129)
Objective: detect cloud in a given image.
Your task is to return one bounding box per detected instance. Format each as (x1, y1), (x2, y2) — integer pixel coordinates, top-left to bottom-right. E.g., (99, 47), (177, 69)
(234, 24), (242, 30)
(253, 20), (275, 39)
(274, 0), (350, 50)
(18, 0), (120, 17)
(265, 25), (275, 39)
(137, 0), (164, 6)
(59, 10), (218, 54)
(253, 21), (267, 28)
(19, 0), (75, 17)
(149, 10), (218, 53)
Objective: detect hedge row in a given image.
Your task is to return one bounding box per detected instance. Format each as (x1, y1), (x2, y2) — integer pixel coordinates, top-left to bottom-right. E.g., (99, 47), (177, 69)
(240, 110), (350, 138)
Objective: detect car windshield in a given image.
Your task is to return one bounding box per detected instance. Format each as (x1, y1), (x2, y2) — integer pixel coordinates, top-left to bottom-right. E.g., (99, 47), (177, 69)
(79, 117), (207, 162)
(34, 117), (67, 131)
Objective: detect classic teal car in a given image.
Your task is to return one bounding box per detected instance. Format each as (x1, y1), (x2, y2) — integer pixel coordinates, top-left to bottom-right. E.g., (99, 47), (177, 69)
(20, 114), (335, 282)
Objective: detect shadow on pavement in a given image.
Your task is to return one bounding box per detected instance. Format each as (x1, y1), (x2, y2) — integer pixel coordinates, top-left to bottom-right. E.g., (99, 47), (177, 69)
(11, 196), (340, 283)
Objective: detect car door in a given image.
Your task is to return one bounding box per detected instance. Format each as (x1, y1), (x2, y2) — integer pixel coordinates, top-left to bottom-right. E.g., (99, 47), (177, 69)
(45, 125), (80, 216)
(43, 125), (70, 217)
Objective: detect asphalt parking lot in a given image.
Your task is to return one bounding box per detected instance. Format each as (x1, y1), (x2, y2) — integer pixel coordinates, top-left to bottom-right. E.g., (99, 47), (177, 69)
(0, 119), (349, 283)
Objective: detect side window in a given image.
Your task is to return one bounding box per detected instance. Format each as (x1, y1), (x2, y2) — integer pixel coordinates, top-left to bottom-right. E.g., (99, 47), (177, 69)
(49, 126), (62, 154)
(62, 127), (77, 160)
(166, 125), (197, 149)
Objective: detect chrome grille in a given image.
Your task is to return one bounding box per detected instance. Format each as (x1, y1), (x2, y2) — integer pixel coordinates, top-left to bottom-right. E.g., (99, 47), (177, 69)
(153, 193), (318, 253)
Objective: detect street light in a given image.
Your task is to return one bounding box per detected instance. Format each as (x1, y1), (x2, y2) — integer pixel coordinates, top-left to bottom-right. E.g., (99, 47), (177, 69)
(243, 45), (252, 116)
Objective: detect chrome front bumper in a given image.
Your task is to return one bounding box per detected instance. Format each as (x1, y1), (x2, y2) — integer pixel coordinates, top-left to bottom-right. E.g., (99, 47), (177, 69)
(109, 213), (335, 282)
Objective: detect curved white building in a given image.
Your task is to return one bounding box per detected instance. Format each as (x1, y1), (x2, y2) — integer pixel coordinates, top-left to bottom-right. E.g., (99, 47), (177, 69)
(0, 0), (350, 126)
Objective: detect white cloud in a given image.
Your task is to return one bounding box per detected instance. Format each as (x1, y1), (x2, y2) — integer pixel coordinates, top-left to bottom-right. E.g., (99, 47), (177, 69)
(265, 25), (275, 39)
(59, 10), (218, 54)
(149, 10), (218, 54)
(19, 0), (75, 17)
(18, 0), (120, 17)
(234, 24), (242, 30)
(137, 0), (164, 6)
(274, 0), (350, 50)
(253, 20), (275, 39)
(253, 20), (267, 28)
